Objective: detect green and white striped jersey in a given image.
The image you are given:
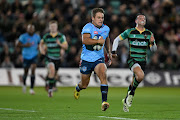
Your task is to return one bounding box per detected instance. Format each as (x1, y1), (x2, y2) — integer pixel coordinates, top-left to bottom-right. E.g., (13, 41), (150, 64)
(119, 27), (154, 66)
(42, 32), (66, 59)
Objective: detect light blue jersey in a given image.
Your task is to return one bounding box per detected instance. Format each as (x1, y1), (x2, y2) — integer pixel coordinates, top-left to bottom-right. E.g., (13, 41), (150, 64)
(81, 23), (110, 62)
(19, 33), (41, 59)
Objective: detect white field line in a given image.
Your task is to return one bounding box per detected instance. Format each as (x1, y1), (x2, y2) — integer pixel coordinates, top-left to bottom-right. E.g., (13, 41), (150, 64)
(98, 116), (139, 120)
(0, 108), (36, 112)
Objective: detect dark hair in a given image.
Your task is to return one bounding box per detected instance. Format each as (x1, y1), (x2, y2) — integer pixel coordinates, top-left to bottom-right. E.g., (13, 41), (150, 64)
(49, 20), (58, 25)
(91, 8), (105, 18)
(136, 13), (145, 20)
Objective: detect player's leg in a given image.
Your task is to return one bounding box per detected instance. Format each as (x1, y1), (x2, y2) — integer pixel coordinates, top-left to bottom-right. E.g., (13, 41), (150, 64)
(74, 73), (91, 99)
(130, 66), (144, 95)
(47, 62), (56, 97)
(53, 60), (60, 92)
(94, 63), (109, 111)
(53, 71), (58, 92)
(29, 63), (37, 95)
(74, 60), (92, 99)
(125, 65), (144, 108)
(22, 59), (30, 93)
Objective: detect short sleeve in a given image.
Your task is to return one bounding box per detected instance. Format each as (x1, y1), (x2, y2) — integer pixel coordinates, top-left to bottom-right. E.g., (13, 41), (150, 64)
(19, 35), (25, 44)
(81, 24), (92, 35)
(61, 35), (67, 43)
(120, 29), (131, 40)
(37, 35), (41, 44)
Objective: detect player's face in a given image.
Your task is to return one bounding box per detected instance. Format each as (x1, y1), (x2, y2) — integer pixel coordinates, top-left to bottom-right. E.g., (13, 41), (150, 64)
(136, 15), (146, 26)
(27, 24), (35, 35)
(92, 12), (104, 27)
(49, 23), (58, 33)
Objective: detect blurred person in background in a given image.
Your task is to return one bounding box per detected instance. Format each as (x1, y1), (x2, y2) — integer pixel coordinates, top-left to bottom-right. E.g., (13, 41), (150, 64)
(1, 56), (14, 68)
(16, 24), (41, 95)
(112, 13), (157, 112)
(39, 20), (68, 97)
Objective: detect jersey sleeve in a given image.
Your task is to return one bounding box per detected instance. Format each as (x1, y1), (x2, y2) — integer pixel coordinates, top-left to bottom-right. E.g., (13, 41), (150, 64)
(19, 35), (25, 44)
(61, 35), (67, 44)
(42, 35), (46, 42)
(37, 35), (41, 44)
(119, 29), (131, 40)
(81, 24), (92, 35)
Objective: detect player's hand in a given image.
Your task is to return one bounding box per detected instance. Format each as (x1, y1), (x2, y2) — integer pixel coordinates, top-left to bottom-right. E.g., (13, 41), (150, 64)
(41, 51), (46, 55)
(98, 37), (105, 45)
(107, 53), (112, 66)
(112, 54), (118, 58)
(24, 43), (32, 47)
(150, 35), (155, 45)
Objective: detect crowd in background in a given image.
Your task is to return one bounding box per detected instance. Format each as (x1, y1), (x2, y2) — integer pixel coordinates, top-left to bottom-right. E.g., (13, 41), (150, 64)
(0, 0), (180, 70)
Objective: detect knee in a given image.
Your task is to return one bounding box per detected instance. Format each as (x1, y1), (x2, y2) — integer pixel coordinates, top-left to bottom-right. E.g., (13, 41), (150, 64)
(48, 64), (55, 76)
(136, 71), (144, 81)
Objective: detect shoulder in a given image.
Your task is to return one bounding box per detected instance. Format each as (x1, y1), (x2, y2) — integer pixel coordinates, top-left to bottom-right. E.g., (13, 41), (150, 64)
(103, 24), (110, 31)
(43, 33), (50, 38)
(145, 28), (153, 34)
(20, 33), (27, 37)
(83, 23), (93, 29)
(34, 33), (40, 37)
(57, 32), (65, 36)
(123, 28), (135, 34)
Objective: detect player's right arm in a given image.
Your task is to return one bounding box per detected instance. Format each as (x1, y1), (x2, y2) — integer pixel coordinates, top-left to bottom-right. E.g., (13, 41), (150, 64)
(16, 35), (32, 48)
(112, 29), (129, 58)
(39, 39), (46, 55)
(82, 33), (105, 45)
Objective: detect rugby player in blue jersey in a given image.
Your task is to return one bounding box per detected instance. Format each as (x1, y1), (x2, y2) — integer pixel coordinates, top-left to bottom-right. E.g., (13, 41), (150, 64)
(74, 8), (112, 111)
(17, 24), (41, 95)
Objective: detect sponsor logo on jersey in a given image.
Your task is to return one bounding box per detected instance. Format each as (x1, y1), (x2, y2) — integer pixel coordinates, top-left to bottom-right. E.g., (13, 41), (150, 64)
(132, 40), (147, 46)
(94, 31), (98, 34)
(47, 43), (58, 47)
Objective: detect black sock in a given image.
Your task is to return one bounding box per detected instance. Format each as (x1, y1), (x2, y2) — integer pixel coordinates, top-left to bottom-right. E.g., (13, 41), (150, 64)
(54, 80), (57, 88)
(30, 75), (35, 89)
(23, 75), (27, 86)
(128, 85), (132, 92)
(47, 77), (54, 89)
(130, 77), (140, 95)
(76, 84), (82, 92)
(100, 84), (108, 103)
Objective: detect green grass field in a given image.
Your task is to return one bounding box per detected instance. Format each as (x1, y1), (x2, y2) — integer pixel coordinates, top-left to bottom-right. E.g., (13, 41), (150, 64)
(0, 87), (180, 120)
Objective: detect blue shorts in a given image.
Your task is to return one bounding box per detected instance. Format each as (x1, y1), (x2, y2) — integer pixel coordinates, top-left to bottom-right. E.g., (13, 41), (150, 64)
(23, 56), (38, 68)
(80, 58), (105, 74)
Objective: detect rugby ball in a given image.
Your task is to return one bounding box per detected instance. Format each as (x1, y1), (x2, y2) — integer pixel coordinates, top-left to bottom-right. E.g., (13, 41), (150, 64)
(93, 35), (103, 51)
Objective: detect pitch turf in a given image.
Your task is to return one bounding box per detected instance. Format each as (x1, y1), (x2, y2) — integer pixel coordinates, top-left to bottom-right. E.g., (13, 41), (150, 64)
(0, 87), (180, 120)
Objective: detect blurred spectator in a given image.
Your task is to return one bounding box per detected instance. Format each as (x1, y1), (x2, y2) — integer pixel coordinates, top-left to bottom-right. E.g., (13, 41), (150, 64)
(11, 0), (23, 13)
(147, 52), (160, 70)
(0, 0), (11, 15)
(164, 55), (176, 70)
(0, 44), (12, 64)
(1, 56), (14, 68)
(38, 4), (52, 23)
(0, 0), (179, 70)
(24, 0), (36, 11)
(25, 5), (34, 21)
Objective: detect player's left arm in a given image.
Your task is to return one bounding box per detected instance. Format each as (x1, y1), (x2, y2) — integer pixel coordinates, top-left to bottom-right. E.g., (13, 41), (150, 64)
(105, 36), (112, 66)
(56, 35), (68, 50)
(149, 33), (157, 52)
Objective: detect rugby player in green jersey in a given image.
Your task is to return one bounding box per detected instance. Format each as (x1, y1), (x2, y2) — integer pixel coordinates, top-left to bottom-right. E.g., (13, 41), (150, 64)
(112, 14), (157, 112)
(39, 20), (68, 97)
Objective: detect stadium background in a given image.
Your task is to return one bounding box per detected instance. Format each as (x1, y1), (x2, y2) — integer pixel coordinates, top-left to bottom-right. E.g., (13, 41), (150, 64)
(0, 0), (180, 87)
(0, 1), (180, 120)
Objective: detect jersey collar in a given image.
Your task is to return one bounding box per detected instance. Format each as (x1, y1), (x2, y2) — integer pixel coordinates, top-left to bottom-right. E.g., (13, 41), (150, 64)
(135, 27), (145, 34)
(91, 22), (104, 29)
(50, 32), (58, 38)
